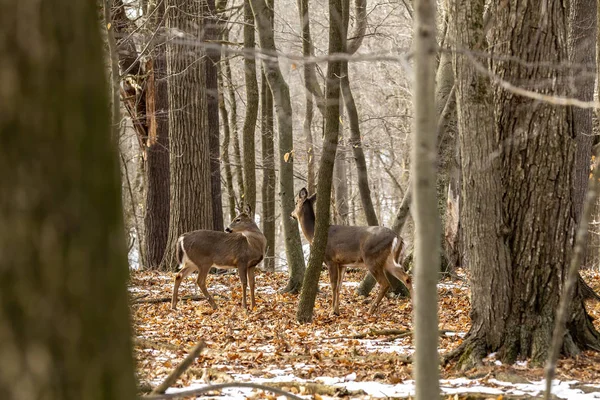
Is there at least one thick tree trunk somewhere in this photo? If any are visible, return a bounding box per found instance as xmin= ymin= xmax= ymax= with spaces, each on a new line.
xmin=305 ymin=93 xmax=317 ymax=194
xmin=449 ymin=0 xmax=600 ymax=369
xmin=143 ymin=1 xmax=171 ymax=270
xmin=162 ymin=0 xmax=214 ymax=269
xmin=242 ymin=0 xmax=259 ymax=213
xmin=0 ymin=1 xmax=136 ymax=397
xmin=206 ymin=0 xmax=224 ymax=231
xmin=250 ymin=0 xmax=306 ymax=291
xmin=297 ymin=0 xmax=344 ymax=323
xmin=261 ymin=70 xmax=277 ymax=272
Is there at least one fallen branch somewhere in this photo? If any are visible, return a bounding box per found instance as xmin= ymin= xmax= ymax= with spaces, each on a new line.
xmin=151 ymin=340 xmax=206 ymax=395
xmin=132 ymin=294 xmax=227 ymax=305
xmin=324 ymin=328 xmax=410 ymax=340
xmin=143 ymin=382 xmax=304 ymax=400
xmin=263 ymin=381 xmax=366 ymax=396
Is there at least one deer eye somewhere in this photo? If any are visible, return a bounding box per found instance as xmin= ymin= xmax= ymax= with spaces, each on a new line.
xmin=234 ymin=218 xmax=241 ymax=222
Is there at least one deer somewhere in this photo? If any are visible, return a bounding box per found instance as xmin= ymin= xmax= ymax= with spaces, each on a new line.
xmin=291 ymin=188 xmax=413 ymax=315
xmin=171 ymin=205 xmax=267 ymax=311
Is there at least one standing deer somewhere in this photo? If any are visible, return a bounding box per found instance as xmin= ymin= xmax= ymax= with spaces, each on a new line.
xmin=291 ymin=188 xmax=413 ymax=315
xmin=171 ymin=206 xmax=267 ymax=311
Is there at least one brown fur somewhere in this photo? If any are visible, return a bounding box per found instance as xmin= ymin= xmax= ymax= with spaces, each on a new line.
xmin=171 ymin=209 xmax=267 ymax=311
xmin=291 ymin=188 xmax=412 ymax=315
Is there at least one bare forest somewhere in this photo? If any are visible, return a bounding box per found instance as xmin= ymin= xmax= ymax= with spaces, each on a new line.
xmin=3 ymin=0 xmax=600 ymax=399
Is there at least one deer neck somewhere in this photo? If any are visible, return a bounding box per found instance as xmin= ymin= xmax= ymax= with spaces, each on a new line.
xmin=298 ymin=202 xmax=316 ymax=243
xmin=240 ymin=229 xmax=267 ymax=253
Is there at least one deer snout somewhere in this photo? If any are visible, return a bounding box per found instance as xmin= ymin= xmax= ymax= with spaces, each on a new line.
xmin=225 ymin=227 xmax=232 ymax=233
xmin=290 ymin=213 xmax=296 ymax=220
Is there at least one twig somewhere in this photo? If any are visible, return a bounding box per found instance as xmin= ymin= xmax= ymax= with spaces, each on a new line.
xmin=131 ymin=293 xmax=228 ymax=304
xmin=544 ymin=149 xmax=600 ymax=399
xmin=324 ymin=328 xmax=410 ymax=340
xmin=151 ymin=340 xmax=206 ymax=394
xmin=143 ymin=382 xmax=304 ymax=400
xmin=134 ymin=338 xmax=181 ymax=353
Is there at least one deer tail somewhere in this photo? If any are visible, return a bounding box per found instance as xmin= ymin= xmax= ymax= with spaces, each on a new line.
xmin=176 ymin=236 xmax=185 ymax=268
xmin=393 ymin=237 xmax=404 ymax=265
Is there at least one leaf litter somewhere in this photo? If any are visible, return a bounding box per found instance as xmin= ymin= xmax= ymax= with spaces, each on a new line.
xmin=131 ymin=268 xmax=600 ymax=399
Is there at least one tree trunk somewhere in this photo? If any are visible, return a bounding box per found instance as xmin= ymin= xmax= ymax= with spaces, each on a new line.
xmin=412 ymin=0 xmax=440 ymax=396
xmin=448 ymin=0 xmax=600 ymax=369
xmin=224 ymin=54 xmax=246 ymax=201
xmin=206 ymin=0 xmax=224 ymax=231
xmin=568 ymin=0 xmax=596 ymax=267
xmin=297 ymin=0 xmax=344 ymax=323
xmin=218 ymin=64 xmax=237 ymax=221
xmin=334 ymin=132 xmax=349 ymax=225
xmin=305 ymin=93 xmax=317 ymax=194
xmin=242 ymin=0 xmax=259 ymax=213
xmin=0 ymin=1 xmax=136 ymax=397
xmin=143 ymin=1 xmax=171 ymax=270
xmin=162 ymin=0 xmax=214 ymax=270
xmin=250 ymin=0 xmax=306 ymax=291
xmin=261 ymin=70 xmax=277 ymax=272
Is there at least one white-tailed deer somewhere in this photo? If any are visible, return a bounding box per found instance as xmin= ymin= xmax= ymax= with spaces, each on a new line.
xmin=171 ymin=206 xmax=267 ymax=311
xmin=291 ymin=188 xmax=413 ymax=315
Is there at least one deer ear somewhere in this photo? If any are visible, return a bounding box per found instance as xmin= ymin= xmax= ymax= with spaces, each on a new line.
xmin=243 ymin=203 xmax=252 ymax=215
xmin=299 ymin=187 xmax=308 ymax=199
xmin=309 ymin=193 xmax=317 ymax=202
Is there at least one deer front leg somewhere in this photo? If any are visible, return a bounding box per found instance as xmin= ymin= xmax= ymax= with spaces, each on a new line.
xmin=368 ymin=267 xmax=390 ymax=314
xmin=238 ymin=264 xmax=248 ymax=310
xmin=327 ymin=263 xmax=341 ymax=315
xmin=248 ymin=266 xmax=256 ymax=310
xmin=196 ymin=267 xmax=218 ymax=310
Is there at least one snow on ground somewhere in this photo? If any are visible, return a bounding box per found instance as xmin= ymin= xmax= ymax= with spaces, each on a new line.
xmin=164 ymin=375 xmax=600 ymax=399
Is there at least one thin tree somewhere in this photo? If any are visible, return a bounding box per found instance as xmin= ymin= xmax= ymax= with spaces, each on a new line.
xmin=242 ymin=0 xmax=259 ymax=213
xmin=0 ymin=0 xmax=136 ymax=397
xmin=412 ymin=0 xmax=440 ymax=397
xmin=250 ymin=0 xmax=306 ymax=292
xmin=296 ymin=0 xmax=344 ymax=323
xmin=162 ymin=0 xmax=214 ymax=269
xmin=218 ymin=65 xmax=237 ymax=220
xmin=447 ymin=0 xmax=600 ymax=368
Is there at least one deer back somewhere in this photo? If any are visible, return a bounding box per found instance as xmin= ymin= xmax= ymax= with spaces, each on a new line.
xmin=326 ymin=225 xmax=396 ymax=265
xmin=181 ymin=230 xmax=265 ymax=268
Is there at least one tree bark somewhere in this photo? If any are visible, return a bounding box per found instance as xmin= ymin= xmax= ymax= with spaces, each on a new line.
xmin=242 ymin=0 xmax=259 ymax=213
xmin=250 ymin=0 xmax=306 ymax=291
xmin=305 ymin=93 xmax=317 ymax=194
xmin=333 ymin=133 xmax=349 ymax=225
xmin=144 ymin=1 xmax=171 ymax=270
xmin=448 ymin=0 xmax=600 ymax=369
xmin=224 ymin=53 xmax=246 ymax=201
xmin=218 ymin=65 xmax=237 ymax=221
xmin=412 ymin=0 xmax=440 ymax=396
xmin=0 ymin=1 xmax=136 ymax=397
xmin=162 ymin=0 xmax=214 ymax=269
xmin=261 ymin=69 xmax=277 ymax=271
xmin=206 ymin=0 xmax=224 ymax=231
xmin=297 ymin=0 xmax=344 ymax=323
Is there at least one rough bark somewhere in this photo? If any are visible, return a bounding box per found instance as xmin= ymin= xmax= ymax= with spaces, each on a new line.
xmin=448 ymin=0 xmax=600 ymax=369
xmin=297 ymin=0 xmax=344 ymax=323
xmin=162 ymin=0 xmax=214 ymax=270
xmin=334 ymin=134 xmax=349 ymax=225
xmin=305 ymin=93 xmax=317 ymax=194
xmin=206 ymin=0 xmax=224 ymax=231
xmin=250 ymin=0 xmax=306 ymax=291
xmin=297 ymin=0 xmax=326 ymax=114
xmin=0 ymin=1 xmax=137 ymax=397
xmin=144 ymin=1 xmax=171 ymax=270
xmin=242 ymin=0 xmax=259 ymax=213
xmin=412 ymin=0 xmax=440 ymax=396
xmin=261 ymin=70 xmax=277 ymax=272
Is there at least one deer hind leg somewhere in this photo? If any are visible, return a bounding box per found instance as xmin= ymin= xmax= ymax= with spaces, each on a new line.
xmin=196 ymin=266 xmax=218 ymax=310
xmin=368 ymin=265 xmax=390 ymax=314
xmin=327 ymin=263 xmax=342 ymax=315
xmin=335 ymin=266 xmax=346 ymax=314
xmin=171 ymin=262 xmax=198 ymax=310
xmin=247 ymin=266 xmax=256 ymax=310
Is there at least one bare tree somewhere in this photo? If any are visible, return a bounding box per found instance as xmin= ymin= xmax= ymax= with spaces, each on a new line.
xmin=297 ymin=0 xmax=344 ymax=323
xmin=412 ymin=0 xmax=440 ymax=397
xmin=250 ymin=0 xmax=306 ymax=291
xmin=0 ymin=1 xmax=136 ymax=397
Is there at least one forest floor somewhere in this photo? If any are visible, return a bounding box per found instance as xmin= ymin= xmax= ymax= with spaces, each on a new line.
xmin=131 ymin=268 xmax=600 ymax=399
